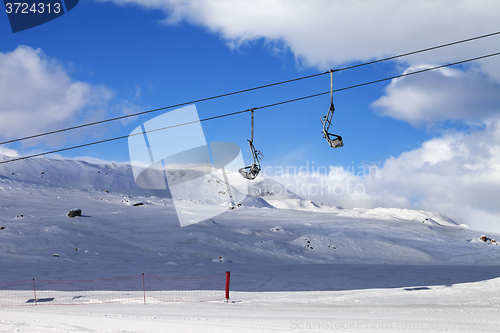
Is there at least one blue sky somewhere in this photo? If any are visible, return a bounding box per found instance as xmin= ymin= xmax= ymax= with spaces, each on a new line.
xmin=1 ymin=0 xmax=500 ymax=231
xmin=0 ymin=1 xmax=429 ymax=166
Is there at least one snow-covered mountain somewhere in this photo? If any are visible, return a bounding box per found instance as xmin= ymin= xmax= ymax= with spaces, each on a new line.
xmin=1 ymin=155 xmax=500 ymax=284
xmin=0 ymin=155 xmax=170 ymax=198
xmin=2 ymin=155 xmax=500 ymax=331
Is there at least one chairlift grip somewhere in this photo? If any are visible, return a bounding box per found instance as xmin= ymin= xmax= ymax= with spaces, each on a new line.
xmin=250 ymin=108 xmax=254 ymax=142
xmin=330 ymin=69 xmax=333 ymax=106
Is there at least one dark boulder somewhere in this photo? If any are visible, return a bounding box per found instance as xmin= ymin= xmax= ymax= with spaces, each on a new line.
xmin=67 ymin=209 xmax=82 ymax=218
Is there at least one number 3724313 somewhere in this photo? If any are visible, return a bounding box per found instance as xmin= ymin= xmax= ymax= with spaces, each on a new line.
xmin=5 ymin=2 xmax=61 ymax=14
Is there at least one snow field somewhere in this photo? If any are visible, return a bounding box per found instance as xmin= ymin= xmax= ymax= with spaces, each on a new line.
xmin=1 ymin=284 xmax=500 ymax=332
xmin=1 ymin=156 xmax=500 ymax=331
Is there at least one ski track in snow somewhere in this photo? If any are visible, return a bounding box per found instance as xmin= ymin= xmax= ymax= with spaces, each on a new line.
xmin=0 ymin=156 xmax=499 ymax=332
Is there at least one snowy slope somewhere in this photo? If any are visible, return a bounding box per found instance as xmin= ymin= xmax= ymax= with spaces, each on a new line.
xmin=0 ymin=155 xmax=171 ymax=198
xmin=1 ymin=156 xmax=500 ymax=282
xmin=1 ymin=155 xmax=500 ymax=331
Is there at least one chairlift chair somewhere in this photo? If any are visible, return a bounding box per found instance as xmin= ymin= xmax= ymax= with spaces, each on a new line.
xmin=321 ymin=69 xmax=344 ymax=148
xmin=239 ymin=109 xmax=263 ymax=180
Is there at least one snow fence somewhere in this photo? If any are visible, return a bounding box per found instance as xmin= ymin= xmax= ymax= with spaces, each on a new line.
xmin=0 ymin=272 xmax=230 ymax=306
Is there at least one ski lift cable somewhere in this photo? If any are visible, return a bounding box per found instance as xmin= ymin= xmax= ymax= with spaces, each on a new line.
xmin=1 ymin=30 xmax=500 ymax=147
xmin=1 ymin=51 xmax=499 ymax=165
xmin=331 ymin=30 xmax=500 ymax=73
xmin=0 ymin=71 xmax=328 ymax=147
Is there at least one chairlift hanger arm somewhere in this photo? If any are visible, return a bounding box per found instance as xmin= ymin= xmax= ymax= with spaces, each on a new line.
xmin=322 ymin=69 xmax=343 ymax=149
xmin=239 ymin=109 xmax=263 ymax=180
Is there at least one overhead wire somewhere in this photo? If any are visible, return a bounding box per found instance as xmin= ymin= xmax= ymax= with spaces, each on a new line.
xmin=1 ymin=51 xmax=499 ymax=165
xmin=1 ymin=30 xmax=500 ymax=147
xmin=331 ymin=30 xmax=500 ymax=73
xmin=0 ymin=71 xmax=329 ymax=146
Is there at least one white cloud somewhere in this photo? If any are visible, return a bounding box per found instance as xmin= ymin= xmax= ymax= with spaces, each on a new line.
xmin=97 ymin=0 xmax=500 ymax=74
xmin=0 ymin=46 xmax=113 ymax=144
xmin=112 ymin=100 xmax=143 ymax=125
xmin=371 ymin=66 xmax=500 ymax=126
xmin=0 ymin=147 xmax=20 ymax=157
xmin=272 ymin=121 xmax=500 ymax=232
xmin=97 ymin=0 xmax=500 ymax=127
xmin=371 ymin=122 xmax=500 ymax=232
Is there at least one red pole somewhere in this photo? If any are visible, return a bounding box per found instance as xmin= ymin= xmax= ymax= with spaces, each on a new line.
xmin=142 ymin=273 xmax=146 ymax=305
xmin=225 ymin=271 xmax=230 ymax=302
xmin=32 ymin=279 xmax=37 ymax=305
